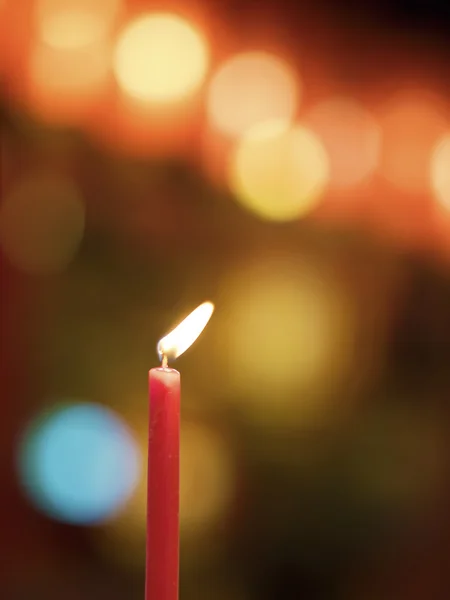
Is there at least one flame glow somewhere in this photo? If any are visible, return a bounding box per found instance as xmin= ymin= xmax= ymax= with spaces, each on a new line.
xmin=157 ymin=302 xmax=214 ymax=363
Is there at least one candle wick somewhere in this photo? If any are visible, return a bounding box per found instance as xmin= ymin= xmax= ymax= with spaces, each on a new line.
xmin=161 ymin=354 xmax=168 ymax=369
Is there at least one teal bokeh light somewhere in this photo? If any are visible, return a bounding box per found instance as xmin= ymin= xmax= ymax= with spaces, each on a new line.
xmin=18 ymin=402 xmax=141 ymax=525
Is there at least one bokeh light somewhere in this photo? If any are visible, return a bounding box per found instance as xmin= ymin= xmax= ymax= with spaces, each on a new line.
xmin=180 ymin=421 xmax=235 ymax=536
xmin=217 ymin=256 xmax=356 ymax=424
xmin=30 ymin=42 xmax=110 ymax=92
xmin=305 ymin=96 xmax=381 ymax=189
xmin=378 ymin=90 xmax=448 ymax=193
xmin=94 ymin=419 xmax=235 ymax=568
xmin=18 ymin=403 xmax=141 ymax=525
xmin=431 ymin=133 xmax=450 ymax=211
xmin=0 ymin=173 xmax=85 ymax=274
xmin=113 ymin=13 xmax=209 ymax=103
xmin=229 ymin=120 xmax=328 ymax=221
xmin=35 ymin=0 xmax=122 ymax=50
xmin=207 ymin=51 xmax=299 ymax=138
xmin=26 ymin=41 xmax=110 ymax=123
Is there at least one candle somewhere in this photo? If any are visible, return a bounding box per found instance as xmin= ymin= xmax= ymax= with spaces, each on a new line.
xmin=146 ymin=301 xmax=214 ymax=600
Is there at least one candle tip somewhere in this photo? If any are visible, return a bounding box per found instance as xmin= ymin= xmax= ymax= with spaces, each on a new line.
xmin=157 ymin=301 xmax=214 ymax=362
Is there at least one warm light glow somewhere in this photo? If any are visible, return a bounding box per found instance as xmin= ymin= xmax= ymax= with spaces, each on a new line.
xmin=35 ymin=0 xmax=122 ymax=50
xmin=29 ymin=41 xmax=110 ymax=94
xmin=207 ymin=51 xmax=299 ymax=138
xmin=378 ymin=90 xmax=447 ymax=193
xmin=216 ymin=257 xmax=356 ymax=425
xmin=157 ymin=302 xmax=214 ymax=362
xmin=180 ymin=422 xmax=235 ymax=535
xmin=24 ymin=41 xmax=110 ymax=125
xmin=113 ymin=13 xmax=209 ymax=102
xmin=431 ymin=134 xmax=450 ymax=210
xmin=305 ymin=97 xmax=381 ymax=189
xmin=229 ymin=120 xmax=329 ymax=221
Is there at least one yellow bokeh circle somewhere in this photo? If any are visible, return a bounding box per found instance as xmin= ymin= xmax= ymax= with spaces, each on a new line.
xmin=216 ymin=256 xmax=356 ymax=425
xmin=229 ymin=120 xmax=329 ymax=221
xmin=113 ymin=13 xmax=209 ymax=103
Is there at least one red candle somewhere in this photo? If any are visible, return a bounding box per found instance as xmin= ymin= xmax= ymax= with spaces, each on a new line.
xmin=146 ymin=302 xmax=214 ymax=600
xmin=147 ymin=367 xmax=180 ymax=600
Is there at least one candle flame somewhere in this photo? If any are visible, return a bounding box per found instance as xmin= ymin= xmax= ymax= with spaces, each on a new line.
xmin=157 ymin=301 xmax=214 ymax=364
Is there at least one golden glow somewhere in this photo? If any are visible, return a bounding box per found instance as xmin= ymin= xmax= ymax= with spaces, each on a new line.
xmin=157 ymin=302 xmax=214 ymax=362
xmin=113 ymin=13 xmax=209 ymax=102
xmin=431 ymin=134 xmax=450 ymax=210
xmin=305 ymin=97 xmax=381 ymax=189
xmin=207 ymin=51 xmax=299 ymax=138
xmin=180 ymin=422 xmax=235 ymax=535
xmin=229 ymin=120 xmax=328 ymax=221
xmin=216 ymin=256 xmax=356 ymax=424
xmin=35 ymin=0 xmax=122 ymax=50
xmin=29 ymin=41 xmax=110 ymax=94
xmin=378 ymin=90 xmax=447 ymax=193
xmin=0 ymin=174 xmax=85 ymax=274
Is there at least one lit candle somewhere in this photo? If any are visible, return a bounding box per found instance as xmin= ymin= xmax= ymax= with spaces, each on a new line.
xmin=146 ymin=302 xmax=214 ymax=600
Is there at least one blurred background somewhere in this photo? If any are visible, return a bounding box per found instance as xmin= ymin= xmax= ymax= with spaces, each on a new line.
xmin=2 ymin=0 xmax=450 ymax=598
